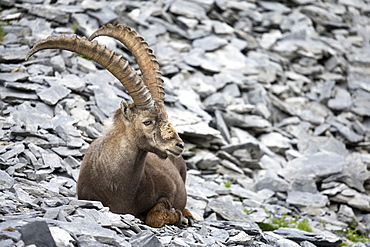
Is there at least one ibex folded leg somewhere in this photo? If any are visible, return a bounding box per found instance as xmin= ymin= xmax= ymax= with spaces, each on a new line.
xmin=145 ymin=201 xmax=182 ymax=228
xmin=145 ymin=201 xmax=195 ymax=228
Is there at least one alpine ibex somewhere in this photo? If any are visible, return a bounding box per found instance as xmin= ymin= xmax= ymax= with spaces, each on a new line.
xmin=26 ymin=24 xmax=194 ymax=228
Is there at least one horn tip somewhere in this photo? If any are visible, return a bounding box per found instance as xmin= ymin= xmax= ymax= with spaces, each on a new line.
xmin=89 ymin=33 xmax=97 ymax=41
xmin=25 ymin=51 xmax=32 ymax=61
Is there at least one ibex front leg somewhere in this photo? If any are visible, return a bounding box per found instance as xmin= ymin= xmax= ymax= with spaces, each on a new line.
xmin=145 ymin=200 xmax=194 ymax=228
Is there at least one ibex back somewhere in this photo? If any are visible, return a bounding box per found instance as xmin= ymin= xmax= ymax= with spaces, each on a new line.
xmin=26 ymin=24 xmax=194 ymax=228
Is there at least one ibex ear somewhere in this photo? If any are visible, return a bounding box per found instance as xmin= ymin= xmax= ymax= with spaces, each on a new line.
xmin=120 ymin=100 xmax=131 ymax=126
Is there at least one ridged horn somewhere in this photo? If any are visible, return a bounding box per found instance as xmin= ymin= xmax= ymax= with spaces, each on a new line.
xmin=26 ymin=34 xmax=154 ymax=109
xmin=89 ymin=24 xmax=165 ymax=102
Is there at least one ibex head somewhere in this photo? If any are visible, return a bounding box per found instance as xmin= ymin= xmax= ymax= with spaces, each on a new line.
xmin=26 ymin=24 xmax=184 ymax=159
xmin=116 ymin=100 xmax=184 ymax=159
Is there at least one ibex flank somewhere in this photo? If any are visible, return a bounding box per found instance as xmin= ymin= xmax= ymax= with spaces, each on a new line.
xmin=26 ymin=24 xmax=194 ymax=228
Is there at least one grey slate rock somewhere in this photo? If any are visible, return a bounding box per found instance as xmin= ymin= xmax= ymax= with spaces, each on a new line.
xmin=297 ymin=136 xmax=349 ymax=156
xmin=273 ymin=38 xmax=333 ymax=60
xmin=41 ymin=151 xmax=62 ymax=171
xmin=352 ymin=99 xmax=370 ymax=117
xmin=57 ymin=74 xmax=87 ymax=92
xmin=203 ymin=92 xmax=228 ymax=109
xmin=27 ymin=64 xmax=54 ymax=76
xmin=253 ymin=171 xmax=290 ymax=193
xmin=0 ymin=72 xmax=29 ymax=83
xmin=0 ymin=45 xmax=29 ymax=62
xmin=4 ymin=81 xmax=45 ymax=92
xmin=192 ymin=35 xmax=228 ymax=51
xmin=24 ymin=4 xmax=72 ymax=24
xmin=130 ymin=230 xmax=163 ymax=247
xmin=169 ymin=0 xmax=207 ymax=20
xmin=300 ymin=5 xmax=342 ymax=23
xmin=0 ymin=170 xmax=14 ymax=190
xmin=209 ymin=228 xmax=229 ymax=243
xmin=219 ymin=159 xmax=244 ymax=174
xmin=37 ymin=85 xmax=71 ymax=105
xmin=20 ymin=220 xmax=56 ymax=247
xmin=223 ymin=111 xmax=272 ymax=131
xmin=76 ymin=56 xmax=97 ymax=73
xmin=286 ymin=191 xmax=329 ymax=209
xmin=55 ymin=125 xmax=84 ymax=148
xmin=323 ymin=152 xmax=369 ymax=192
xmin=71 ymin=13 xmax=100 ymax=36
xmin=259 ymin=132 xmax=291 ymax=154
xmin=331 ymin=187 xmax=370 ymax=211
xmin=213 ymin=71 xmax=245 ymax=90
xmin=226 ymin=230 xmax=253 ymax=245
xmin=87 ymin=7 xmax=118 ymax=26
xmin=213 ymin=20 xmax=234 ymax=35
xmin=327 ymin=87 xmax=352 ymax=111
xmin=0 ymin=143 xmax=25 ymax=161
xmin=258 ymin=1 xmax=291 ymax=13
xmin=88 ymin=85 xmax=122 ymax=118
xmin=52 ymin=146 xmax=83 ymax=157
xmin=329 ymin=120 xmax=363 ymax=143
xmin=189 ymin=150 xmax=219 ymax=170
xmin=208 ymin=198 xmax=258 ymax=227
xmin=289 ymin=177 xmax=318 ymax=193
xmin=280 ymin=151 xmax=346 ymax=182
xmin=49 ymin=226 xmax=75 ymax=247
xmin=215 ymin=110 xmax=231 ymax=143
xmin=58 ymin=218 xmax=126 ymax=245
xmin=260 ymin=29 xmax=282 ymax=50
xmin=215 ymin=0 xmax=256 ymax=11
xmin=300 ymin=240 xmax=317 ymax=247
xmin=347 ymin=66 xmax=370 ymax=92
xmin=0 ymin=0 xmax=15 ymax=6
xmin=276 ymin=238 xmax=301 ymax=247
xmin=337 ymin=205 xmax=356 ymax=225
xmin=273 ymin=228 xmax=342 ymax=246
xmin=69 ymin=199 xmax=104 ymax=210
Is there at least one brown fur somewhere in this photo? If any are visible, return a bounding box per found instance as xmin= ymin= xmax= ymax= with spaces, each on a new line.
xmin=77 ymin=102 xmax=194 ymax=227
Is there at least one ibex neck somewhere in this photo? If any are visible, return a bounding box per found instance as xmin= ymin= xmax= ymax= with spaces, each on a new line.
xmin=104 ymin=132 xmax=148 ymax=185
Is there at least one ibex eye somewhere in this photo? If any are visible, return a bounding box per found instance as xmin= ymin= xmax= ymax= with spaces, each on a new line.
xmin=143 ymin=120 xmax=153 ymax=126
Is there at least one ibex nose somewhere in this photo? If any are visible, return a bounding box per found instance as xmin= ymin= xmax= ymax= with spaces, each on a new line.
xmin=176 ymin=142 xmax=185 ymax=150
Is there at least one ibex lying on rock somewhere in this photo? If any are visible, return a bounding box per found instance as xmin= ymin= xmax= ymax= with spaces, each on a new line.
xmin=27 ymin=24 xmax=194 ymax=228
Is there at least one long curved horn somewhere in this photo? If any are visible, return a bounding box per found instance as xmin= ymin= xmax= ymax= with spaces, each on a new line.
xmin=26 ymin=34 xmax=154 ymax=109
xmin=89 ymin=24 xmax=165 ymax=102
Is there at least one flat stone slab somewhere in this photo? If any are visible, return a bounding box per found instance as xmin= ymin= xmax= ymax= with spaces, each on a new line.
xmin=280 ymin=152 xmax=346 ymax=181
xmin=37 ymin=85 xmax=71 ymax=105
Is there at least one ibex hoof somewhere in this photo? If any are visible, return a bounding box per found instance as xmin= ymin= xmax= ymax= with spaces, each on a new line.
xmin=176 ymin=208 xmax=195 ymax=227
xmin=180 ymin=214 xmax=189 ymax=226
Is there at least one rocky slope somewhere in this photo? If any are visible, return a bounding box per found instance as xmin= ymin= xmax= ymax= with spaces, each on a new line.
xmin=1 ymin=0 xmax=370 ymax=246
